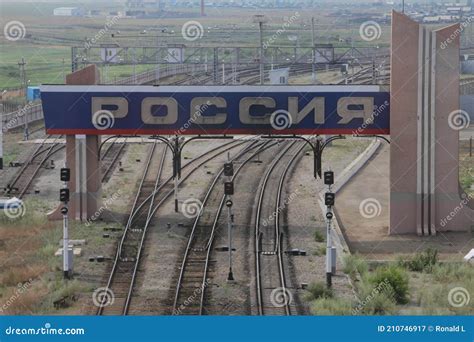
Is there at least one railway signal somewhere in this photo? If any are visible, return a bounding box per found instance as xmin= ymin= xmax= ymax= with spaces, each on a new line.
xmin=324 ymin=171 xmax=334 ymax=185
xmin=60 ymin=167 xmax=72 ymax=279
xmin=223 ymin=162 xmax=234 ymax=177
xmin=324 ymin=170 xmax=336 ymax=288
xmin=59 ymin=188 xmax=70 ymax=202
xmin=325 ymin=192 xmax=335 ymax=206
xmin=224 ymin=181 xmax=234 ymax=195
xmin=60 ymin=168 xmax=70 ymax=182
xmin=224 ymin=158 xmax=235 ymax=281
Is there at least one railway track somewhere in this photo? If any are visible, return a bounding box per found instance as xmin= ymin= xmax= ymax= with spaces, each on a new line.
xmin=254 ymin=141 xmax=305 ymax=316
xmin=97 ymin=140 xmax=166 ymax=315
xmin=97 ymin=138 xmax=253 ymax=315
xmin=4 ymin=135 xmax=64 ymax=198
xmin=100 ymin=137 xmax=126 ymax=183
xmin=171 ymin=140 xmax=280 ymax=315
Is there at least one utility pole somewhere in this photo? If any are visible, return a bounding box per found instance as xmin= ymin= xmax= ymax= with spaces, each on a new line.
xmin=253 ymin=15 xmax=267 ymax=85
xmin=311 ymin=17 xmax=316 ymax=83
xmin=18 ymin=58 xmax=29 ymax=141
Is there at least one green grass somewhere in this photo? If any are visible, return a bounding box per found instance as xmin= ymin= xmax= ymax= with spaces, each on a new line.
xmin=0 ymin=43 xmax=70 ymax=88
xmin=312 ymin=245 xmax=326 ymax=256
xmin=310 ymin=297 xmax=353 ymax=315
xmin=342 ymin=253 xmax=368 ymax=278
xmin=304 ymin=282 xmax=333 ymax=301
xmin=314 ymin=230 xmax=325 ymax=242
xmin=366 ymin=265 xmax=409 ymax=305
xmin=398 ymin=248 xmax=438 ymax=273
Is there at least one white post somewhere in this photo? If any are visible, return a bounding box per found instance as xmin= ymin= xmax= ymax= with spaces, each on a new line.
xmin=227 ymin=196 xmax=234 ymax=281
xmin=326 ymin=206 xmax=333 ymax=274
xmin=63 ymin=202 xmax=70 ymax=278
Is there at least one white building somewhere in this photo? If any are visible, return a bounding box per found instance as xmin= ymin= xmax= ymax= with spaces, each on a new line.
xmin=53 ymin=7 xmax=84 ymax=17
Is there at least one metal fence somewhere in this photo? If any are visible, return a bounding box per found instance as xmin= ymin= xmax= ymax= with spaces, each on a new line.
xmin=108 ymin=63 xmax=206 ymax=85
xmin=1 ymin=103 xmax=43 ymax=133
xmin=461 ymin=76 xmax=474 ymax=95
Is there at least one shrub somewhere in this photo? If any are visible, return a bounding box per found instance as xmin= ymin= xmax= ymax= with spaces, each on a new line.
xmin=368 ymin=265 xmax=409 ymax=304
xmin=354 ymin=281 xmax=396 ymax=315
xmin=431 ymin=262 xmax=474 ymax=283
xmin=342 ymin=253 xmax=368 ymax=277
xmin=310 ymin=297 xmax=353 ymax=315
xmin=314 ymin=231 xmax=325 ymax=242
xmin=312 ymin=245 xmax=326 ymax=256
xmin=304 ymin=282 xmax=333 ymax=301
xmin=400 ymin=248 xmax=438 ymax=272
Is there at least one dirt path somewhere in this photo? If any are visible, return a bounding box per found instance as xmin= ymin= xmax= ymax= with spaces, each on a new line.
xmin=336 ymin=144 xmax=473 ymax=261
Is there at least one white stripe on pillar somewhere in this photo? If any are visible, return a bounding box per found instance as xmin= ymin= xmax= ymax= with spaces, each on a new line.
xmin=429 ymin=31 xmax=437 ymax=235
xmin=416 ymin=25 xmax=424 ymax=236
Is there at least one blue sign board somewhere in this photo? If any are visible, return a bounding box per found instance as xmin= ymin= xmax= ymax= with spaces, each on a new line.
xmin=27 ymin=86 xmax=41 ymax=101
xmin=40 ymin=85 xmax=390 ymax=135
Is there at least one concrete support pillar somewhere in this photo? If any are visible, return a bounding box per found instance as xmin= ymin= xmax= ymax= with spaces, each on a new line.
xmin=390 ymin=11 xmax=473 ymax=235
xmin=48 ymin=65 xmax=102 ymax=221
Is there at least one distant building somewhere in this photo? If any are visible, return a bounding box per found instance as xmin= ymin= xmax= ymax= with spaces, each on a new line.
xmin=53 ymin=7 xmax=84 ymax=17
xmin=269 ymin=68 xmax=289 ymax=85
xmin=126 ymin=0 xmax=164 ymax=17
